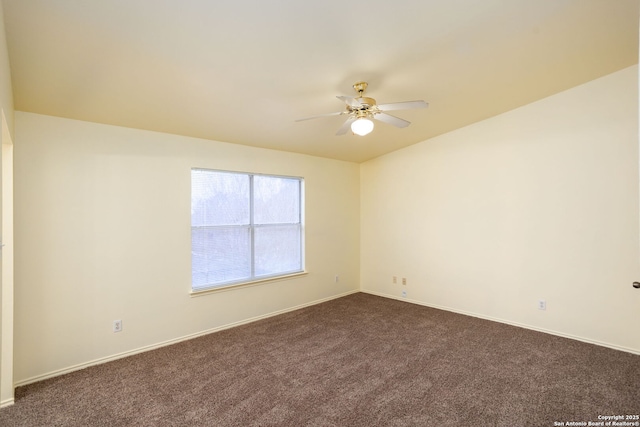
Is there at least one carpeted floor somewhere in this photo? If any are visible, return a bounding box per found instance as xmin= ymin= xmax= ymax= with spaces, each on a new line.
xmin=1 ymin=293 xmax=638 ymax=426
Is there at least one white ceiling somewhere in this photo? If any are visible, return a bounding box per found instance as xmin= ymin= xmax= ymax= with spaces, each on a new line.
xmin=2 ymin=0 xmax=638 ymax=163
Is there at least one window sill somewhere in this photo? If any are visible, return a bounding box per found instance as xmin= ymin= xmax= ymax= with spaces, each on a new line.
xmin=190 ymin=271 xmax=308 ymax=297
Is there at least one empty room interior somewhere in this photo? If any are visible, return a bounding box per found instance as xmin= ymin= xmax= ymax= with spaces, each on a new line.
xmin=0 ymin=0 xmax=639 ymax=425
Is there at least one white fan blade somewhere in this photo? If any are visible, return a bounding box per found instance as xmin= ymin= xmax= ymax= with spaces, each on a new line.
xmin=373 ymin=113 xmax=411 ymax=128
xmin=295 ymin=111 xmax=345 ymax=122
xmin=337 ymin=96 xmax=363 ymax=109
xmin=377 ymin=100 xmax=428 ymax=111
xmin=336 ymin=117 xmax=356 ymax=135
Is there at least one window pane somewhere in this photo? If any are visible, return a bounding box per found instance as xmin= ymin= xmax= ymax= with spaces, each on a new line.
xmin=191 ymin=170 xmax=250 ymax=226
xmin=191 ymin=227 xmax=251 ymax=288
xmin=254 ymin=225 xmax=301 ymax=277
xmin=191 ymin=169 xmax=303 ymax=290
xmin=254 ymin=175 xmax=300 ymax=224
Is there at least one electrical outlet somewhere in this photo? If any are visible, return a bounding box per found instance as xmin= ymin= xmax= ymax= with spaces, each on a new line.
xmin=401 ymin=290 xmax=407 ymax=298
xmin=393 ymin=276 xmax=397 ymax=284
xmin=538 ymin=300 xmax=546 ymax=311
xmin=113 ymin=320 xmax=123 ymax=333
xmin=335 ymin=275 xmax=339 ymax=283
xmin=402 ymin=278 xmax=407 ymax=286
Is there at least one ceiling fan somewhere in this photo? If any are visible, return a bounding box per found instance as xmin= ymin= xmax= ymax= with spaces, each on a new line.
xmin=296 ymin=81 xmax=428 ymax=136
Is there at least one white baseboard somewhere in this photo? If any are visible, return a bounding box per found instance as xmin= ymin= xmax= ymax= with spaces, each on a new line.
xmin=0 ymin=397 xmax=14 ymax=408
xmin=15 ymin=289 xmax=360 ymax=388
xmin=361 ymin=289 xmax=640 ymax=356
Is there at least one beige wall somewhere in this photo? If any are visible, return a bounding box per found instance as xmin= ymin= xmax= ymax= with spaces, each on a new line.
xmin=13 ymin=113 xmax=360 ymax=384
xmin=1 ymin=121 xmax=14 ymax=407
xmin=361 ymin=65 xmax=640 ymax=353
xmin=0 ymin=0 xmax=15 ymax=407
xmin=0 ymin=1 xmax=12 ymax=140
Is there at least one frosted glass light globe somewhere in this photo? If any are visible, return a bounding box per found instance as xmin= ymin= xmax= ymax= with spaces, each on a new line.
xmin=351 ymin=118 xmax=374 ymax=136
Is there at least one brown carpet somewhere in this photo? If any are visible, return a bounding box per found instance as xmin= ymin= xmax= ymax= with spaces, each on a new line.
xmin=1 ymin=293 xmax=638 ymax=426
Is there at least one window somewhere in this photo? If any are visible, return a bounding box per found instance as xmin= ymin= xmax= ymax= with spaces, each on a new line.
xmin=191 ymin=169 xmax=304 ymax=291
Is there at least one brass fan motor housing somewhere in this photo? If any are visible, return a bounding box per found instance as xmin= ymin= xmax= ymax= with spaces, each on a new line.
xmin=355 ymin=97 xmax=376 ymax=107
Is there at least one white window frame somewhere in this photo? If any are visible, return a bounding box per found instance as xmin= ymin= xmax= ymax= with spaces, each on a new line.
xmin=190 ymin=168 xmax=305 ymax=293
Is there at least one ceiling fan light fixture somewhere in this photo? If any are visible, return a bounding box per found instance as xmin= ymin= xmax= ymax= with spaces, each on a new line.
xmin=296 ymin=81 xmax=428 ymax=136
xmin=351 ymin=117 xmax=374 ymax=136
